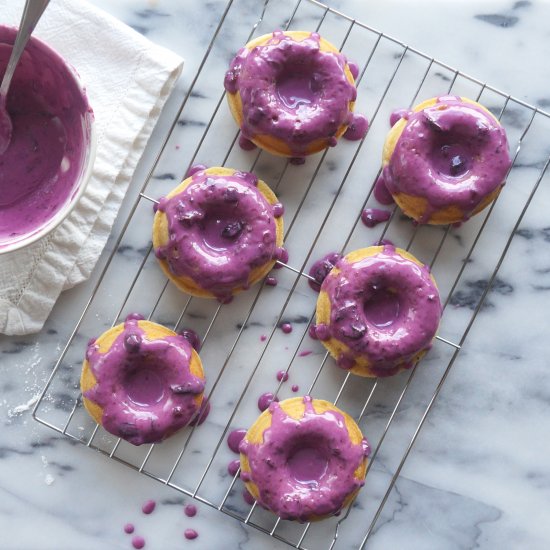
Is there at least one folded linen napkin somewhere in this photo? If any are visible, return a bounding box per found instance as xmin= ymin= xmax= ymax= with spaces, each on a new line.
xmin=0 ymin=0 xmax=183 ymax=335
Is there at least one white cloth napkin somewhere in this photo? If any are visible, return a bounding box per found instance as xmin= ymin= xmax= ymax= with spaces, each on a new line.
xmin=0 ymin=0 xmax=183 ymax=335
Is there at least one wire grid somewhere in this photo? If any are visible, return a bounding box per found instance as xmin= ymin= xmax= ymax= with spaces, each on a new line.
xmin=32 ymin=0 xmax=550 ymax=548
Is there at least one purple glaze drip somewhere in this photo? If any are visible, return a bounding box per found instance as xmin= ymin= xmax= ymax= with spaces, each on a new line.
xmin=189 ymin=397 xmax=210 ymax=426
xmin=227 ymin=429 xmax=247 ymax=454
xmin=132 ymin=536 xmax=145 ymax=549
xmin=291 ymin=384 xmax=299 ymax=392
xmin=228 ymin=459 xmax=241 ymax=476
xmin=184 ymin=504 xmax=197 ymax=517
xmin=225 ymin=32 xmax=357 ymax=156
xmin=124 ymin=523 xmax=135 ymax=534
xmin=308 ymin=325 xmax=318 ymax=340
xmin=383 ymin=96 xmax=512 ymax=223
xmin=179 ymin=328 xmax=201 ymax=352
xmin=142 ymin=500 xmax=156 ymax=515
xmin=390 ymin=108 xmax=410 ymax=127
xmin=308 ymin=252 xmax=342 ymax=292
xmin=84 ymin=315 xmax=205 ymax=445
xmin=373 ymin=174 xmax=395 ymax=205
xmin=321 ymin=246 xmax=441 ymax=372
xmin=258 ymin=392 xmax=279 ymax=412
xmin=185 ymin=164 xmax=207 ymax=178
xmin=348 ymin=61 xmax=359 ymax=80
xmin=272 ymin=202 xmax=285 ymax=218
xmin=265 ymin=276 xmax=278 ymax=286
xmin=290 ymin=156 xmax=306 ymax=165
xmin=280 ymin=322 xmax=292 ymax=334
xmin=298 ymin=350 xmax=312 ymax=357
xmin=361 ymin=208 xmax=392 ymax=228
xmin=184 ymin=529 xmax=198 ymax=540
xmin=243 ymin=489 xmax=255 ymax=505
xmin=155 ymin=170 xmax=279 ymax=302
xmin=0 ymin=27 xmax=92 ymax=248
xmin=240 ymin=396 xmax=369 ymax=521
xmin=276 ymin=370 xmax=289 ymax=382
xmin=343 ymin=114 xmax=369 ymax=141
xmin=238 ymin=134 xmax=257 ymax=151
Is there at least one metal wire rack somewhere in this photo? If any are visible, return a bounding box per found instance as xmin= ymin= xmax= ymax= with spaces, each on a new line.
xmin=33 ymin=0 xmax=550 ymax=548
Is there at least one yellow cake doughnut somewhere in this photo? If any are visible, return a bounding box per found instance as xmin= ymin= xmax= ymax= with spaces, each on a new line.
xmin=314 ymin=246 xmax=441 ymax=377
xmin=239 ymin=396 xmax=370 ymax=522
xmin=378 ymin=96 xmax=512 ymax=224
xmin=152 ymin=166 xmax=285 ymax=302
xmin=81 ymin=314 xmax=205 ymax=445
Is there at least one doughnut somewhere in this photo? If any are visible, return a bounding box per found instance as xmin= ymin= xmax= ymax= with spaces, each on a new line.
xmin=224 ymin=31 xmax=365 ymax=160
xmin=239 ymin=396 xmax=370 ymax=521
xmin=315 ymin=245 xmax=441 ymax=377
xmin=81 ymin=314 xmax=205 ymax=446
xmin=378 ymin=95 xmax=512 ymax=224
xmin=152 ymin=166 xmax=285 ymax=302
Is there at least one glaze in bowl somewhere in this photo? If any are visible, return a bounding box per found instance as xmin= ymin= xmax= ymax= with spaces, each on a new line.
xmin=0 ymin=26 xmax=96 ymax=254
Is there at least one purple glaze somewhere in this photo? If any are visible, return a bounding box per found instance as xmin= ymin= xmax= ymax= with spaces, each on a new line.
xmin=184 ymin=529 xmax=199 ymax=540
xmin=308 ymin=325 xmax=318 ymax=340
xmin=155 ymin=170 xmax=280 ymax=302
xmin=238 ymin=134 xmax=257 ymax=151
xmin=265 ymin=276 xmax=278 ymax=286
xmin=179 ymin=328 xmax=201 ymax=352
xmin=189 ymin=398 xmax=210 ymax=426
xmin=276 ymin=370 xmax=289 ymax=382
xmin=308 ymin=252 xmax=342 ymax=292
xmin=225 ymin=31 xmax=357 ymax=156
xmin=227 ymin=429 xmax=247 ymax=454
xmin=260 ymin=334 xmax=267 ymax=342
xmin=348 ymin=61 xmax=359 ymax=80
xmin=298 ymin=350 xmax=312 ymax=357
xmin=132 ymin=536 xmax=145 ymax=549
xmin=240 ymin=396 xmax=369 ymax=521
xmin=258 ymin=392 xmax=279 ymax=412
xmin=361 ymin=208 xmax=392 ymax=228
xmin=383 ymin=96 xmax=512 ymax=223
xmin=314 ymin=323 xmax=331 ymax=341
xmin=390 ymin=108 xmax=410 ymax=127
xmin=343 ymin=114 xmax=369 ymax=141
xmin=373 ymin=175 xmax=395 ymax=206
xmin=291 ymin=384 xmax=299 ymax=392
xmin=185 ymin=164 xmax=207 ymax=179
xmin=84 ymin=315 xmax=205 ymax=445
xmin=184 ymin=504 xmax=197 ymax=517
xmin=228 ymin=459 xmax=241 ymax=476
xmin=141 ymin=500 xmax=156 ymax=515
xmin=320 ymin=246 xmax=441 ymax=373
xmin=243 ymin=489 xmax=255 ymax=505
xmin=0 ymin=27 xmax=92 ymax=247
xmin=124 ymin=523 xmax=135 ymax=534
xmin=280 ymin=322 xmax=293 ymax=334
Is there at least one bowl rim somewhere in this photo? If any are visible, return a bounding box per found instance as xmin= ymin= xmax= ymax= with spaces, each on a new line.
xmin=0 ymin=29 xmax=97 ymax=255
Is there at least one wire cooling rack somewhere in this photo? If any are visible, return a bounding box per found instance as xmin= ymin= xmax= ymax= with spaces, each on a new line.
xmin=33 ymin=0 xmax=550 ymax=548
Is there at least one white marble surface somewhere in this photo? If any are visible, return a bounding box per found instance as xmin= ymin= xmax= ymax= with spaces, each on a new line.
xmin=1 ymin=0 xmax=550 ymax=549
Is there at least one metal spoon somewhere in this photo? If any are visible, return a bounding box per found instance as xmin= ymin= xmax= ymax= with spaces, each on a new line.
xmin=0 ymin=0 xmax=50 ymax=155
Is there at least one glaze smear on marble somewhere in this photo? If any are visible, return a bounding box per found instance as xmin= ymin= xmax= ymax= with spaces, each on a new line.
xmin=240 ymin=396 xmax=369 ymax=521
xmin=361 ymin=208 xmax=392 ymax=228
xmin=84 ymin=314 xmax=205 ymax=445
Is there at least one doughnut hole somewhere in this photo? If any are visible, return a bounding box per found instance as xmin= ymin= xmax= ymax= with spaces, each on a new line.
xmin=276 ymin=64 xmax=322 ymax=110
xmin=363 ymin=286 xmax=401 ymax=328
xmin=430 ymin=140 xmax=472 ymax=178
xmin=286 ymin=436 xmax=329 ymax=485
xmin=200 ymin=204 xmax=246 ymax=250
xmin=123 ymin=359 xmax=166 ymax=406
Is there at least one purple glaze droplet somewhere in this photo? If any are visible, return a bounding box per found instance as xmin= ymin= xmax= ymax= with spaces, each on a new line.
xmin=275 ymin=247 xmax=289 ymax=264
xmin=227 ymin=429 xmax=247 ymax=454
xmin=258 ymin=392 xmax=279 ymax=412
xmin=314 ymin=323 xmax=331 ymax=341
xmin=308 ymin=252 xmax=341 ymax=292
xmin=265 ymin=276 xmax=278 ymax=286
xmin=124 ymin=523 xmax=135 ymax=534
xmin=361 ymin=208 xmax=392 ymax=228
xmin=185 ymin=164 xmax=207 ymax=179
xmin=298 ymin=350 xmax=312 ymax=357
xmin=290 ymin=157 xmax=306 ymax=165
xmin=142 ymin=500 xmax=156 ymax=515
xmin=373 ymin=174 xmax=395 ymax=205
xmin=260 ymin=334 xmax=267 ymax=342
xmin=272 ymin=203 xmax=284 ymax=218
xmin=184 ymin=504 xmax=197 ymax=517
xmin=308 ymin=325 xmax=318 ymax=340
xmin=343 ymin=114 xmax=369 ymax=141
xmin=348 ymin=61 xmax=359 ymax=80
xmin=184 ymin=529 xmax=199 ymax=540
xmin=280 ymin=322 xmax=292 ymax=334
xmin=132 ymin=536 xmax=145 ymax=549
xmin=276 ymin=370 xmax=289 ymax=382
xmin=238 ymin=134 xmax=257 ymax=151
xmin=389 ymin=109 xmax=410 ymax=127
xmin=291 ymin=384 xmax=299 ymax=392
xmin=228 ymin=459 xmax=241 ymax=476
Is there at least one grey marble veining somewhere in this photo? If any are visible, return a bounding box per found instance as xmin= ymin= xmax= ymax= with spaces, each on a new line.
xmin=1 ymin=0 xmax=550 ymax=549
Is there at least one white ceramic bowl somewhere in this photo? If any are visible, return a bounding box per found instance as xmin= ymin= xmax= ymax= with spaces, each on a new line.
xmin=0 ymin=26 xmax=96 ymax=254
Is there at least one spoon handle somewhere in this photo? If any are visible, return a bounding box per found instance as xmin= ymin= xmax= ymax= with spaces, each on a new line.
xmin=0 ymin=0 xmax=50 ymax=100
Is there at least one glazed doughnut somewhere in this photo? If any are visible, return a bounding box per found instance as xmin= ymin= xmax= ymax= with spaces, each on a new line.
xmin=152 ymin=166 xmax=285 ymax=302
xmin=239 ymin=396 xmax=370 ymax=522
xmin=224 ymin=31 xmax=366 ymax=160
xmin=81 ymin=314 xmax=205 ymax=446
xmin=315 ymin=246 xmax=441 ymax=377
xmin=378 ymin=95 xmax=512 ymax=224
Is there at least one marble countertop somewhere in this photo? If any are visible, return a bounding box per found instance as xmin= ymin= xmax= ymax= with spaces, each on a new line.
xmin=2 ymin=0 xmax=550 ymax=549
